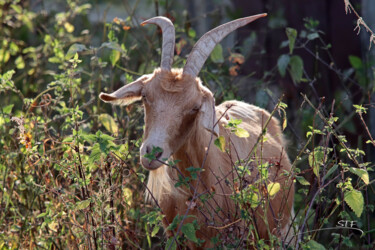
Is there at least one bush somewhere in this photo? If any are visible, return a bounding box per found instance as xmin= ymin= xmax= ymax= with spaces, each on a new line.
xmin=0 ymin=0 xmax=374 ymax=248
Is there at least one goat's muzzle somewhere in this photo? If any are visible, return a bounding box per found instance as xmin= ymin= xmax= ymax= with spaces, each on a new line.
xmin=140 ymin=144 xmax=169 ymax=170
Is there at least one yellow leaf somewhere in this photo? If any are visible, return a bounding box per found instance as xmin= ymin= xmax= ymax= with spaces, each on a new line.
xmin=267 ymin=182 xmax=280 ymax=197
xmin=214 ymin=136 xmax=226 ymax=152
xmin=123 ymin=187 xmax=133 ymax=206
xmin=99 ymin=114 xmax=119 ymax=136
xmin=64 ymin=22 xmax=74 ymax=33
xmin=235 ymin=128 xmax=249 ymax=138
xmin=48 ymin=221 xmax=59 ymax=232
xmin=349 ymin=168 xmax=369 ymax=185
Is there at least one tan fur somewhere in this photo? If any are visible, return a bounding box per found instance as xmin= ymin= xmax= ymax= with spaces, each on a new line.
xmin=101 ymin=68 xmax=295 ymax=248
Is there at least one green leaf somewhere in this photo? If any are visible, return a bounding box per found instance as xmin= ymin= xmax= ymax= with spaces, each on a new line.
xmin=349 ymin=55 xmax=362 ymax=69
xmin=307 ymin=32 xmax=319 ymax=41
xmin=89 ymin=144 xmax=103 ymax=164
xmin=210 ymin=44 xmax=224 ymax=63
xmin=344 ymin=189 xmax=364 ymax=217
xmin=110 ymin=49 xmax=121 ymax=67
xmin=66 ymin=43 xmax=87 ymax=59
xmin=323 ymin=164 xmax=338 ymax=181
xmin=188 ymin=28 xmax=196 ymax=39
xmin=15 ymin=56 xmax=25 ymax=69
xmin=101 ymin=42 xmax=123 ymax=52
xmin=151 ymin=226 xmax=160 ymax=237
xmin=308 ymin=146 xmax=326 ymax=178
xmin=2 ymin=104 xmax=14 ymax=114
xmin=165 ymin=237 xmax=177 ymax=250
xmin=267 ymin=182 xmax=280 ymax=197
xmin=99 ymin=114 xmax=118 ymax=136
xmin=75 ymin=200 xmax=90 ymax=210
xmin=289 ymin=55 xmax=304 ymax=83
xmin=286 ymin=27 xmax=297 ymax=54
xmin=36 ymin=212 xmax=48 ymax=218
xmin=349 ymin=168 xmax=369 ymax=185
xmin=235 ymin=128 xmax=249 ymax=138
xmin=305 ymin=240 xmax=326 ymax=250
xmin=353 ymin=104 xmax=367 ymax=114
xmin=214 ymin=136 xmax=226 ymax=152
xmin=181 ymin=223 xmax=198 ymax=243
xmin=277 ymin=54 xmax=290 ymax=77
xmin=144 ymin=146 xmax=163 ymax=161
xmin=11 ymin=4 xmax=22 ymax=14
xmin=296 ymin=176 xmax=310 ymax=186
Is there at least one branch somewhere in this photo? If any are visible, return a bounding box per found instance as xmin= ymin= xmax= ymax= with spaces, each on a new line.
xmin=344 ymin=0 xmax=375 ymax=49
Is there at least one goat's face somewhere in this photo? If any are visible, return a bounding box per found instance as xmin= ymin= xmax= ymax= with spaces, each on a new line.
xmin=99 ymin=69 xmax=218 ymax=170
xmin=99 ymin=14 xmax=266 ymax=170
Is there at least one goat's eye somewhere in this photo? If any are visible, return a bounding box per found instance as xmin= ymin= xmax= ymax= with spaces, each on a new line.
xmin=141 ymin=93 xmax=147 ymax=100
xmin=191 ymin=106 xmax=200 ymax=113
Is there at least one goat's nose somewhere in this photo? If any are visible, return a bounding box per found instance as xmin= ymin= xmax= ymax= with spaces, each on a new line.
xmin=155 ymin=150 xmax=162 ymax=159
xmin=146 ymin=145 xmax=163 ymax=160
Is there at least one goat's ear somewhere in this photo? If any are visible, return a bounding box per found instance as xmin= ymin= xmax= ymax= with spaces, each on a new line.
xmin=99 ymin=74 xmax=151 ymax=106
xmin=200 ymin=91 xmax=219 ymax=137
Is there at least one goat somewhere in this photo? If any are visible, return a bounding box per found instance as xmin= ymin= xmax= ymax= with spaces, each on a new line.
xmin=99 ymin=14 xmax=295 ymax=248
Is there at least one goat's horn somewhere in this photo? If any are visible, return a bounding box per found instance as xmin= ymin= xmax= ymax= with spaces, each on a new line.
xmin=183 ymin=13 xmax=267 ymax=77
xmin=141 ymin=16 xmax=175 ymax=71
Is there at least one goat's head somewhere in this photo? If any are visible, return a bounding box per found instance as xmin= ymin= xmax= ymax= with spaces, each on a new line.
xmin=99 ymin=14 xmax=266 ymax=170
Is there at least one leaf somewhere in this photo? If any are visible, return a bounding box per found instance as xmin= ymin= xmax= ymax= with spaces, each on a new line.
xmin=188 ymin=28 xmax=196 ymax=39
xmin=289 ymin=55 xmax=304 ymax=83
xmin=181 ymin=223 xmax=198 ymax=243
xmin=99 ymin=114 xmax=118 ymax=136
xmin=214 ymin=136 xmax=226 ymax=152
xmin=165 ymin=237 xmax=177 ymax=250
xmin=308 ymin=146 xmax=329 ymax=178
xmin=110 ymin=49 xmax=121 ymax=67
xmin=307 ymin=32 xmax=319 ymax=41
xmin=286 ymin=27 xmax=297 ymax=54
xmin=101 ymin=42 xmax=123 ymax=52
xmin=282 ymin=116 xmax=287 ymax=131
xmin=48 ymin=221 xmax=59 ymax=232
xmin=176 ymin=38 xmax=187 ymax=55
xmin=267 ymin=182 xmax=280 ymax=197
xmin=11 ymin=4 xmax=22 ymax=14
xmin=296 ymin=176 xmax=310 ymax=186
xmin=66 ymin=43 xmax=87 ymax=59
xmin=305 ymin=240 xmax=326 ymax=250
xmin=75 ymin=200 xmax=90 ymax=210
xmin=123 ymin=187 xmax=133 ymax=206
xmin=2 ymin=104 xmax=14 ymax=114
xmin=64 ymin=22 xmax=75 ymax=33
xmin=277 ymin=54 xmax=290 ymax=77
xmin=235 ymin=128 xmax=249 ymax=138
xmin=15 ymin=56 xmax=25 ymax=69
xmin=36 ymin=212 xmax=48 ymax=218
xmin=229 ymin=53 xmax=245 ymax=64
xmin=323 ymin=164 xmax=338 ymax=181
xmin=151 ymin=225 xmax=160 ymax=237
xmin=349 ymin=55 xmax=362 ymax=69
xmin=210 ymin=44 xmax=224 ymax=64
xmin=349 ymin=168 xmax=369 ymax=185
xmin=0 ymin=49 xmax=10 ymax=64
xmin=344 ymin=189 xmax=364 ymax=217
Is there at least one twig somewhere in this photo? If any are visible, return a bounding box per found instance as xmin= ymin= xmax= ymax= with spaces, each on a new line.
xmin=344 ymin=0 xmax=375 ymax=49
xmin=208 ymin=218 xmax=241 ymax=230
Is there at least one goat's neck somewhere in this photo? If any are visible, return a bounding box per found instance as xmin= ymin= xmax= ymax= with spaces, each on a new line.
xmin=173 ymin=125 xmax=212 ymax=177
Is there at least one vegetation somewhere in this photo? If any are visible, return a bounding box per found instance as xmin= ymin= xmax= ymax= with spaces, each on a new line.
xmin=0 ymin=0 xmax=374 ymax=248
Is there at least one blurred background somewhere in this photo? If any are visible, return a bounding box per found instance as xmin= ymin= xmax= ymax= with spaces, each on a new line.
xmin=0 ymin=0 xmax=374 ymax=248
